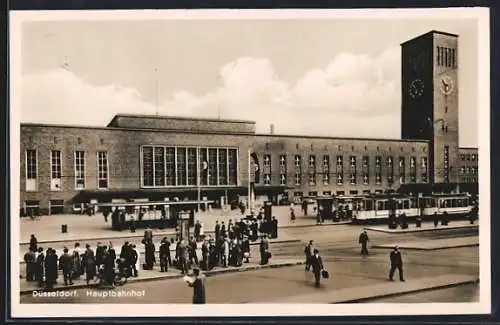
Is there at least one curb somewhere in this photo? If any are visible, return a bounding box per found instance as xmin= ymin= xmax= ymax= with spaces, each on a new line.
xmin=20 ymin=260 xmax=304 ymax=295
xmin=371 ymin=243 xmax=479 ymax=251
xmin=364 ymin=225 xmax=478 ymax=234
xmin=334 ymin=278 xmax=479 ymax=303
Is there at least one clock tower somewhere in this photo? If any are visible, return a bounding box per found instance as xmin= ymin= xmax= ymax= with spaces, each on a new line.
xmin=401 ymin=30 xmax=459 ymax=185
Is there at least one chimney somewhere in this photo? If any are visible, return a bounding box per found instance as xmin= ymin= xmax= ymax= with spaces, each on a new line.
xmin=270 ymin=124 xmax=275 ymax=135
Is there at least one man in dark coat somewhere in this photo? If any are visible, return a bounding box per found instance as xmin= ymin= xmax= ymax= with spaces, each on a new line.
xmin=145 ymin=239 xmax=156 ymax=270
xmin=188 ymin=236 xmax=199 ymax=266
xmin=108 ymin=242 xmax=117 ymax=264
xmin=433 ymin=212 xmax=439 ymax=227
xmin=201 ymin=240 xmax=210 ymax=271
xmin=304 ymin=240 xmax=314 ymax=271
xmin=310 ymin=249 xmax=324 ymax=287
xmin=103 ymin=248 xmax=116 ymax=286
xmin=389 ymin=246 xmax=405 ymax=282
xmin=44 ymin=248 xmax=59 ymax=289
xmin=58 ymin=247 xmax=74 ymax=285
xmin=259 ymin=235 xmax=270 ymax=265
xmin=159 ymin=238 xmax=171 ymax=272
xmin=214 ymin=221 xmax=221 ymax=240
xmin=271 ymin=216 xmax=278 ymax=238
xmin=358 ymin=231 xmax=369 ymax=255
xmin=220 ymin=222 xmax=226 ymax=238
xmin=194 ymin=220 xmax=202 ymax=242
xmin=35 ymin=247 xmax=45 ymax=287
xmin=95 ymin=242 xmax=104 ymax=270
xmin=24 ymin=249 xmax=36 ymax=281
xmin=130 ymin=244 xmax=139 ymax=277
xmin=29 ymin=234 xmax=38 ymax=253
xmin=242 ymin=236 xmax=251 ymax=263
xmin=187 ymin=268 xmax=206 ymax=304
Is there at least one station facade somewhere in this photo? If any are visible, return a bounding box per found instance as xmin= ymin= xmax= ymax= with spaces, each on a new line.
xmin=19 ymin=30 xmax=479 ymax=215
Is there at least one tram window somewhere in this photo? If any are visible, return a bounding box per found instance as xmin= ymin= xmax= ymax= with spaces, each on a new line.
xmin=403 ymin=200 xmax=410 ymax=209
xmin=410 ymin=199 xmax=416 ymax=208
xmin=365 ymin=200 xmax=373 ymax=210
xmin=377 ymin=201 xmax=387 ymax=210
xmin=397 ymin=201 xmax=403 ymax=209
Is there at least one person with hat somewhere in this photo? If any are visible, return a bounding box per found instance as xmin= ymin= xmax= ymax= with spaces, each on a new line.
xmin=35 ymin=247 xmax=45 ymax=287
xmin=58 ymin=247 xmax=74 ymax=286
xmin=358 ymin=231 xmax=370 ymax=256
xmin=310 ymin=249 xmax=324 ymax=288
xmin=389 ymin=246 xmax=405 ymax=282
xmin=242 ymin=235 xmax=251 ymax=263
xmin=304 ymin=240 xmax=314 ymax=271
xmin=186 ymin=267 xmax=206 ymax=304
xmin=159 ymin=237 xmax=171 ymax=272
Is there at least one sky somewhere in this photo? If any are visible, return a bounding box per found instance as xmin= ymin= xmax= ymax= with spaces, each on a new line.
xmin=19 ymin=15 xmax=479 ymax=147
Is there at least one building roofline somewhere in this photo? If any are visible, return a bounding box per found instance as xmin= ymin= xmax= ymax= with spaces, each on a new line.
xmin=107 ymin=114 xmax=256 ymax=127
xmin=21 ymin=122 xmax=430 ymax=143
xmin=400 ymin=30 xmax=458 ymax=46
xmin=254 ymin=133 xmax=429 ymax=143
xmin=459 ymin=147 xmax=478 ymax=150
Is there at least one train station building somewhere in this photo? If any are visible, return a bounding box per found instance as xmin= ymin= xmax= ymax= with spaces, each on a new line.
xmin=19 ymin=30 xmax=478 ymax=215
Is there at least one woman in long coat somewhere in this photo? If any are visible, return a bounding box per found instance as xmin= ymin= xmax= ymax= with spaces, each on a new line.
xmin=83 ymin=244 xmax=97 ymax=285
xmin=71 ymin=243 xmax=82 ymax=279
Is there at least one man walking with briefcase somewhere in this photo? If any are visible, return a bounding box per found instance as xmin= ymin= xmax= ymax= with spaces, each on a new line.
xmin=310 ymin=249 xmax=326 ymax=288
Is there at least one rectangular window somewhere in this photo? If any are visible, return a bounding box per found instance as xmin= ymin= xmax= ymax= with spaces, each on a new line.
xmin=323 ymin=155 xmax=330 ymax=185
xmin=375 ymin=156 xmax=381 ymax=185
xmin=421 ymin=157 xmax=428 ymax=183
xmin=349 ymin=156 xmax=356 ymax=185
xmin=208 ymin=149 xmax=217 ymax=186
xmin=154 ymin=147 xmax=166 ymax=187
xmin=399 ymin=156 xmax=406 ymax=184
xmin=74 ymin=151 xmax=85 ymax=189
xmin=410 ymin=156 xmax=417 ymax=183
xmin=263 ymin=154 xmax=271 ymax=186
xmin=176 ymin=148 xmax=187 ymax=186
xmin=363 ymin=172 xmax=369 ymax=185
xmin=228 ymin=149 xmax=238 ymax=185
xmin=26 ymin=149 xmax=37 ymax=191
xmin=471 ymin=154 xmax=476 ymax=161
xmin=362 ymin=156 xmax=369 ymax=168
xmin=218 ymin=148 xmax=227 ymax=185
xmin=387 ymin=156 xmax=394 ymax=184
xmin=280 ymin=154 xmax=287 ymax=186
xmin=437 ymin=46 xmax=441 ymax=65
xmin=50 ymin=150 xmax=62 ymax=191
xmin=24 ymin=200 xmax=40 ymax=217
xmin=49 ymin=199 xmax=65 ymax=215
xmin=166 ymin=147 xmax=176 ymax=186
xmin=451 ymin=49 xmax=456 ymax=68
xmin=142 ymin=146 xmax=154 ymax=187
xmin=294 ymin=155 xmax=302 ymax=186
xmin=460 ymin=154 xmax=465 ymax=161
xmin=309 ymin=155 xmax=316 ymax=186
xmin=97 ymin=151 xmax=108 ymax=189
xmin=336 ymin=155 xmax=343 ymax=185
xmin=187 ymin=148 xmax=197 ymax=186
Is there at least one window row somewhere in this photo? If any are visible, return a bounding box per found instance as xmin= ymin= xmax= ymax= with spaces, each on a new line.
xmin=460 ymin=166 xmax=477 ymax=175
xmin=437 ymin=46 xmax=456 ymax=68
xmin=25 ymin=150 xmax=108 ymax=191
xmin=141 ymin=146 xmax=238 ymax=187
xmin=460 ymin=153 xmax=477 ymax=161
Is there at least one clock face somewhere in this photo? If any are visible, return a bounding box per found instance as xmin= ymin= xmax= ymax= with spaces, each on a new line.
xmin=409 ymin=79 xmax=424 ymax=98
xmin=440 ymin=75 xmax=454 ymax=95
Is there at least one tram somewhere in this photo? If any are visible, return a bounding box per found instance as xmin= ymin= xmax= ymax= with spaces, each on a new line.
xmin=95 ymin=199 xmax=215 ymax=231
xmin=351 ymin=193 xmax=473 ymax=223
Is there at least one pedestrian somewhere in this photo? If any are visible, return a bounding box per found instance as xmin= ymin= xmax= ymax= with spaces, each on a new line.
xmin=72 ymin=243 xmax=83 ymax=279
xmin=259 ymin=235 xmax=270 ymax=265
xmin=186 ymin=267 xmax=206 ymax=304
xmin=304 ymin=240 xmax=314 ymax=271
xmin=58 ymin=247 xmax=74 ymax=285
xmin=433 ymin=212 xmax=439 ymax=227
xmin=23 ymin=249 xmax=36 ymax=281
xmin=271 ymin=216 xmax=278 ymax=238
xmin=130 ymin=215 xmax=136 ymax=233
xmin=178 ymin=240 xmax=188 ymax=274
xmin=159 ymin=238 xmax=170 ymax=272
xmin=290 ymin=204 xmax=296 ymax=223
xmin=108 ymin=242 xmax=116 ymax=263
xmin=214 ymin=220 xmax=220 ymax=240
xmin=358 ymin=231 xmax=369 ymax=255
xmin=144 ymin=239 xmax=156 ymax=270
xmin=242 ymin=236 xmax=250 ymax=263
xmin=95 ymin=242 xmax=104 ymax=270
xmin=222 ymin=237 xmax=230 ymax=268
xmin=44 ymin=248 xmax=58 ymax=289
xmin=220 ymin=221 xmax=226 ymax=238
xmin=29 ymin=234 xmax=38 ymax=253
xmin=310 ymin=249 xmax=324 ymax=288
xmin=188 ymin=236 xmax=199 ymax=266
xmin=103 ymin=247 xmax=116 ymax=286
xmin=201 ymin=239 xmax=210 ymax=271
xmin=194 ymin=220 xmax=202 ymax=242
xmin=35 ymin=247 xmax=45 ymax=287
xmin=131 ymin=244 xmax=139 ymax=277
xmin=389 ymin=246 xmax=405 ymax=282
xmin=83 ymin=244 xmax=97 ymax=285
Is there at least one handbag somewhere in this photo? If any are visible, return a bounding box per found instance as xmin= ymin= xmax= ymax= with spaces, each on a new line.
xmin=266 ymin=252 xmax=272 ymax=259
xmin=321 ymin=270 xmax=329 ymax=279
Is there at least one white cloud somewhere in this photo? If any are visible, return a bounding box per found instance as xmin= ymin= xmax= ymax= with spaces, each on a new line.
xmin=21 ymin=47 xmax=402 ymax=139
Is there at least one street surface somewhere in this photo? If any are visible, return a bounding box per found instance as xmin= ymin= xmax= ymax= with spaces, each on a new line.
xmin=20 ymin=221 xmax=479 ymax=304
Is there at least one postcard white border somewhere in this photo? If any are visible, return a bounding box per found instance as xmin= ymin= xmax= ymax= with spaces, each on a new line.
xmin=9 ymin=8 xmax=491 ymax=317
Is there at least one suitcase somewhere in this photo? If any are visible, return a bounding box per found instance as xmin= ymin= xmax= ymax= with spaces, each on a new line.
xmin=321 ymin=270 xmax=329 ymax=279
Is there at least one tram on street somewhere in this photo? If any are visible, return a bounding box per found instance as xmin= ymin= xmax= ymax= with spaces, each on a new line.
xmin=95 ymin=199 xmax=215 ymax=231
xmin=350 ymin=193 xmax=474 ymax=223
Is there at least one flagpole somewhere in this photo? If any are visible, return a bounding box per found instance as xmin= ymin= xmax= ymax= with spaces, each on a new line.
xmin=197 ymin=148 xmax=201 ymax=214
xmin=248 ymin=149 xmax=252 ymax=213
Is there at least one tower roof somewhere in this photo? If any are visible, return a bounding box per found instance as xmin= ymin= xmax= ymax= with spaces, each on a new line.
xmin=401 ymin=30 xmax=459 ymax=46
